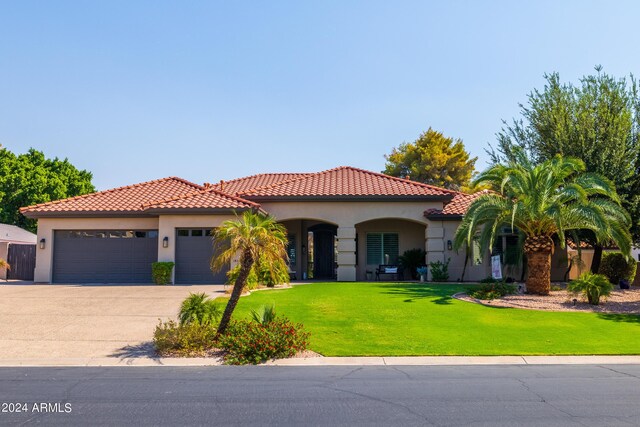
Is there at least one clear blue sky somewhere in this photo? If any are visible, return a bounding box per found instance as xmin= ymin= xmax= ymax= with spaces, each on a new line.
xmin=1 ymin=1 xmax=639 ymax=190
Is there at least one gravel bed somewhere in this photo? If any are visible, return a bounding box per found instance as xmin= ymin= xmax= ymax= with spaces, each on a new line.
xmin=456 ymin=286 xmax=640 ymax=314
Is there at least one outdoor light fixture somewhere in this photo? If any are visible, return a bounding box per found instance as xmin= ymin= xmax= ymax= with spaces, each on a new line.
xmin=39 ymin=238 xmax=45 ymax=249
xmin=163 ymin=236 xmax=169 ymax=248
xmin=447 ymin=240 xmax=453 ymax=251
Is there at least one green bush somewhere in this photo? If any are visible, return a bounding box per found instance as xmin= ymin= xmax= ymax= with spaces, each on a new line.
xmin=468 ymin=282 xmax=517 ymax=300
xmin=152 ymin=262 xmax=175 ymax=285
xmin=178 ymin=293 xmax=221 ymax=326
xmin=567 ymin=272 xmax=613 ymax=305
xmin=599 ymin=252 xmax=637 ymax=285
xmin=429 ymin=258 xmax=450 ymax=281
xmin=479 ymin=276 xmax=500 ymax=284
xmin=398 ymin=248 xmax=427 ymax=280
xmin=218 ymin=317 xmax=310 ymax=365
xmin=226 ymin=264 xmax=259 ymax=290
xmin=251 ymin=304 xmax=277 ymax=325
xmin=226 ymin=255 xmax=290 ymax=289
xmin=255 ymin=256 xmax=290 ymax=287
xmin=153 ymin=320 xmax=218 ymax=356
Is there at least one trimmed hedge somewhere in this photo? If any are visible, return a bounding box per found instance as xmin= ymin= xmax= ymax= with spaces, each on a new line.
xmin=152 ymin=262 xmax=175 ymax=285
xmin=599 ymin=252 xmax=636 ymax=285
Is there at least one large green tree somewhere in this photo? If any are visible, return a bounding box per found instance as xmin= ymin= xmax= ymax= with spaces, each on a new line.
xmin=384 ymin=128 xmax=477 ymax=190
xmin=212 ymin=211 xmax=289 ymax=334
xmin=490 ymin=67 xmax=640 ymax=271
xmin=0 ymin=147 xmax=95 ymax=232
xmin=455 ymin=150 xmax=631 ymax=295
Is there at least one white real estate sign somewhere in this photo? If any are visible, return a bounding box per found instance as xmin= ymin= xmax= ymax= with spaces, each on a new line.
xmin=491 ymin=255 xmax=502 ymax=280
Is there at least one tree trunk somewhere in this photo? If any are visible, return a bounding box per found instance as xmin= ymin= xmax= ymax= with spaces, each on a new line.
xmin=590 ymin=245 xmax=603 ymax=274
xmin=460 ymin=250 xmax=469 ymax=282
xmin=217 ymin=249 xmax=254 ymax=335
xmin=524 ymin=235 xmax=553 ymax=295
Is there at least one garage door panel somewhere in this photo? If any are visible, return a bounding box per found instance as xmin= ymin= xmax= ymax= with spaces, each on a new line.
xmin=53 ymin=230 xmax=158 ymax=283
xmin=175 ymin=229 xmax=228 ymax=284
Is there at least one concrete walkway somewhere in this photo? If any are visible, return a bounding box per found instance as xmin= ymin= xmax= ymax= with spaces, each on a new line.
xmin=0 ymin=355 xmax=639 ymax=367
xmin=0 ymin=283 xmax=225 ymax=361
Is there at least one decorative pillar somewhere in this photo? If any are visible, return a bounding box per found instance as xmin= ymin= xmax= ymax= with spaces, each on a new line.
xmin=425 ymin=225 xmax=446 ymax=281
xmin=336 ymin=226 xmax=357 ymax=281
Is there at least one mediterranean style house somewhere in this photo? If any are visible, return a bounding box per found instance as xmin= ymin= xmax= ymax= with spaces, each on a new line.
xmin=21 ymin=165 xmax=573 ymax=284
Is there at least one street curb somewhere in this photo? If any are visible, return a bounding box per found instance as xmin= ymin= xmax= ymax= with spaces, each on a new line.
xmin=1 ymin=355 xmax=639 ymax=367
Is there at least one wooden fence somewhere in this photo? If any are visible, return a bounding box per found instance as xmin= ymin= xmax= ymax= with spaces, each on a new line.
xmin=7 ymin=244 xmax=36 ymax=281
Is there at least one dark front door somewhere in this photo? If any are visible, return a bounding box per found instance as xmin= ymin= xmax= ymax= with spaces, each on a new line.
xmin=313 ymin=229 xmax=335 ymax=279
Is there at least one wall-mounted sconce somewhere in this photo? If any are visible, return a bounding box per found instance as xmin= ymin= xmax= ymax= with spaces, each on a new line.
xmin=39 ymin=238 xmax=46 ymax=249
xmin=163 ymin=236 xmax=169 ymax=248
xmin=447 ymin=240 xmax=453 ymax=251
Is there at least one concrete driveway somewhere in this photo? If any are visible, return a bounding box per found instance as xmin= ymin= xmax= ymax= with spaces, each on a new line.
xmin=0 ymin=283 xmax=225 ymax=361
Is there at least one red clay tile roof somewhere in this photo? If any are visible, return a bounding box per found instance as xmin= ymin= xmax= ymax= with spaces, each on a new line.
xmin=143 ymin=188 xmax=259 ymax=212
xmin=20 ymin=177 xmax=204 ymax=217
xmin=424 ymin=190 xmax=491 ymax=218
xmin=210 ymin=173 xmax=310 ymax=195
xmin=238 ymin=166 xmax=457 ymax=199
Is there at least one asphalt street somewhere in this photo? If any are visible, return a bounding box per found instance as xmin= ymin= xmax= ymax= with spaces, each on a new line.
xmin=0 ymin=365 xmax=639 ymax=426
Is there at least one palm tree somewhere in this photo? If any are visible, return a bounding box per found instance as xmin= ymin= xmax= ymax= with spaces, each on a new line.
xmin=0 ymin=258 xmax=10 ymax=281
xmin=454 ymin=150 xmax=631 ymax=295
xmin=212 ymin=211 xmax=288 ymax=334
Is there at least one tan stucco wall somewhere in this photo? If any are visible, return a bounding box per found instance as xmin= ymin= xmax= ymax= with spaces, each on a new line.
xmin=261 ymin=200 xmax=441 ymax=226
xmin=33 ymin=217 xmax=159 ymax=283
xmin=441 ymin=221 xmax=491 ymax=282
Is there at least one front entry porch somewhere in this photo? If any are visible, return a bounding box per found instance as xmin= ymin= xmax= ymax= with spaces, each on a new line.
xmin=281 ymin=218 xmax=444 ymax=282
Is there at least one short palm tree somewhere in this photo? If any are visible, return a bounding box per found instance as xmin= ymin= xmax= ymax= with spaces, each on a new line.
xmin=454 ymin=150 xmax=631 ymax=295
xmin=0 ymin=258 xmax=10 ymax=281
xmin=212 ymin=211 xmax=288 ymax=334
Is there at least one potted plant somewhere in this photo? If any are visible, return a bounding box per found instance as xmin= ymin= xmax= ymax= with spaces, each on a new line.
xmin=417 ymin=266 xmax=428 ymax=283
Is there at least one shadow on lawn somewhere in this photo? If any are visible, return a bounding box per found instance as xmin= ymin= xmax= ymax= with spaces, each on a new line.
xmin=597 ymin=313 xmax=640 ymax=325
xmin=378 ymin=283 xmax=454 ymax=304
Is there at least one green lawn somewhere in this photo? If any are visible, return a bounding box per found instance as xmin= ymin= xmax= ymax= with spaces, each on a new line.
xmin=223 ymin=282 xmax=640 ymax=356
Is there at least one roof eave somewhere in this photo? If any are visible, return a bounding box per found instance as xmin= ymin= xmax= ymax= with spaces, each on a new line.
xmin=143 ymin=207 xmax=256 ymax=215
xmin=20 ymin=211 xmax=155 ymax=219
xmin=424 ymin=213 xmax=464 ymax=221
xmin=243 ymin=195 xmax=454 ymax=202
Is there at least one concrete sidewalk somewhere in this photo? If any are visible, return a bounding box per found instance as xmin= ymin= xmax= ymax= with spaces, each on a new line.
xmin=1 ymin=355 xmax=639 ymax=367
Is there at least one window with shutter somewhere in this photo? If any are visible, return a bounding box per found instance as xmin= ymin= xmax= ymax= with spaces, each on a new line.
xmin=366 ymin=233 xmax=399 ymax=264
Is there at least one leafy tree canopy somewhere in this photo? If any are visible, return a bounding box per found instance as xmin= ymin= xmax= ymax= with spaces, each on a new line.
xmin=0 ymin=147 xmax=95 ymax=232
xmin=490 ymin=66 xmax=640 ymax=242
xmin=384 ymin=128 xmax=477 ymax=190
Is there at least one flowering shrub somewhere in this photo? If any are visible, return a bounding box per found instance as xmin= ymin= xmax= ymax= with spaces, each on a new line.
xmin=218 ymin=317 xmax=310 ymax=365
xmin=154 ymin=320 xmax=218 ymax=356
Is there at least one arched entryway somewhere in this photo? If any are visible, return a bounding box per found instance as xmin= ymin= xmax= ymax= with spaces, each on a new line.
xmin=279 ymin=219 xmax=338 ymax=281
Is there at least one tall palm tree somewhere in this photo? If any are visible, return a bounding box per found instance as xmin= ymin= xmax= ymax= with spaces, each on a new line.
xmin=212 ymin=211 xmax=288 ymax=334
xmin=454 ymin=150 xmax=631 ymax=295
